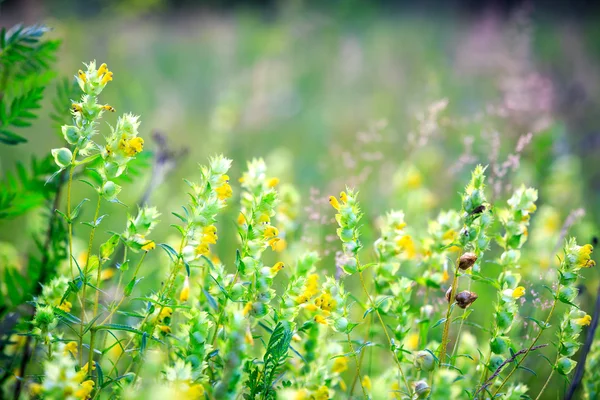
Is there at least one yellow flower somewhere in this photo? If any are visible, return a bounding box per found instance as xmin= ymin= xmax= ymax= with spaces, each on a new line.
xmin=272 ymin=237 xmax=287 ymax=252
xmin=243 ymin=302 xmax=253 ymax=316
xmin=238 ymin=213 xmax=247 ymax=225
xmin=442 ymin=269 xmax=449 ymax=281
xmin=58 ymin=300 xmax=72 ymax=313
xmin=339 ymin=191 xmax=348 ymax=203
xmin=81 ymin=362 xmax=95 ymax=374
xmin=141 ymin=240 xmax=155 ymax=251
xmin=72 ymin=103 xmax=83 ymax=113
xmin=270 ymin=262 xmax=285 ymax=274
xmin=188 ymin=384 xmax=205 ymax=399
xmin=74 ymin=380 xmax=94 ymax=399
xmin=78 ymin=70 xmax=86 ymax=83
xmin=314 ymin=386 xmax=330 ymax=400
xmin=512 ymin=286 xmax=526 ymax=299
xmin=100 ymin=268 xmax=115 ymax=281
xmin=201 ymin=232 xmax=218 ymax=245
xmin=294 ymin=389 xmax=309 ymax=400
xmin=64 ymin=341 xmax=78 ymax=357
xmin=245 ymin=327 xmax=254 ymax=345
xmin=101 ymin=71 xmax=113 ymax=85
xmin=97 ymin=63 xmax=108 ymax=77
xmin=101 ymin=104 xmax=115 ymax=112
xmin=127 ymin=137 xmax=144 ymax=156
xmin=267 ymin=177 xmax=280 ymax=188
xmin=329 ymin=196 xmax=340 ymax=210
xmin=258 ymin=213 xmax=270 ymax=223
xmin=159 ymin=307 xmax=173 ymax=321
xmin=216 ymin=183 xmax=232 ymax=200
xmin=157 ymin=325 xmax=171 ymax=334
xmin=195 ymin=243 xmax=210 ymax=256
xmin=314 ymin=315 xmax=327 ymax=324
xmin=268 ymin=238 xmax=281 ymax=251
xmin=204 ymin=225 xmax=217 ymax=234
xmin=574 ymin=314 xmax=592 ymax=326
xmin=303 ymin=303 xmax=318 ymax=312
xmin=362 ymin=375 xmax=372 ymax=392
xmin=314 ymin=292 xmax=336 ymax=312
xmin=263 ymin=226 xmax=279 ymax=239
xmin=405 ymin=333 xmax=419 ymax=351
xmin=397 ymin=235 xmax=416 ymax=259
xmin=179 ymin=277 xmax=190 ymax=302
xmin=332 ymin=356 xmax=348 ymax=373
xmin=577 ymin=244 xmax=595 ymax=268
xmin=29 ymin=383 xmax=43 ymax=396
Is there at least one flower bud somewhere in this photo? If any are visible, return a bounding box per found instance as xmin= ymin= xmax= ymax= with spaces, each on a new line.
xmin=458 ymin=252 xmax=477 ymax=270
xmin=101 ymin=181 xmax=121 ymax=201
xmin=333 ymin=317 xmax=348 ymax=333
xmin=51 ymin=147 xmax=73 ymax=168
xmin=414 ymin=380 xmax=431 ymax=398
xmin=445 ymin=286 xmax=453 ymax=303
xmin=342 ymin=257 xmax=358 ymax=275
xmin=455 ymin=290 xmax=478 ymax=309
xmin=62 ymin=126 xmax=80 ymax=144
xmin=490 ymin=336 xmax=508 ymax=354
xmin=414 ymin=350 xmax=435 ymax=372
xmin=556 ymin=357 xmax=576 ymax=375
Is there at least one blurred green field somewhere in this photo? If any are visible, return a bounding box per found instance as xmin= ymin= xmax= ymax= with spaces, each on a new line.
xmin=1 ymin=4 xmax=599 ymax=398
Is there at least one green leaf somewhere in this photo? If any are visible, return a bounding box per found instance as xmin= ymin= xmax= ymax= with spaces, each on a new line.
xmin=100 ymin=234 xmax=120 ymax=261
xmin=71 ymin=198 xmax=89 ymax=221
xmin=432 ymin=318 xmax=447 ymax=329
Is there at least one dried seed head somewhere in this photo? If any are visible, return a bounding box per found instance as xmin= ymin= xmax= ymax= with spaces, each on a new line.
xmin=459 ymin=252 xmax=478 ymax=270
xmin=455 ymin=290 xmax=478 ymax=309
xmin=445 ymin=286 xmax=453 ymax=303
xmin=414 ymin=380 xmax=431 ymax=398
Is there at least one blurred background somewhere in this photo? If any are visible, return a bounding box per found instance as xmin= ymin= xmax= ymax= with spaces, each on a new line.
xmin=0 ymin=0 xmax=599 ymax=395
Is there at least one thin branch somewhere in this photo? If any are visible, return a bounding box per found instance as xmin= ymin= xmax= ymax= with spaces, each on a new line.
xmin=474 ymin=344 xmax=548 ymax=398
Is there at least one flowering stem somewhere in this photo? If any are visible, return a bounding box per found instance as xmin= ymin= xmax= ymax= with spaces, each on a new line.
xmin=346 ymin=333 xmax=367 ymax=398
xmin=66 ymin=148 xmax=79 ymax=280
xmin=210 ymin=270 xmax=240 ymax=346
xmin=492 ymin=289 xmax=559 ymax=396
xmin=78 ymin=194 xmax=102 ymax=364
xmin=535 ymin=360 xmax=556 ymax=400
xmin=450 ymin=279 xmax=471 ymax=362
xmin=358 ymin=270 xmax=412 ymax=397
xmin=439 ymin=255 xmax=461 ymax=367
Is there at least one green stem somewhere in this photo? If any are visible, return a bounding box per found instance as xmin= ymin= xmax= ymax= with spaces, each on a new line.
xmin=358 ymin=270 xmax=412 ymax=397
xmin=492 ymin=289 xmax=559 ymax=396
xmin=78 ymin=195 xmax=102 ymax=364
xmin=439 ymin=255 xmax=461 ymax=366
xmin=66 ymin=148 xmax=79 ymax=279
xmin=346 ymin=333 xmax=368 ymax=399
xmin=535 ymin=363 xmax=556 ymax=400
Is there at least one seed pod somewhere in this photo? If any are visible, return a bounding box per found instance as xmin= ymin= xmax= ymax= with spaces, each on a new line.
xmin=459 ymin=252 xmax=478 ymax=270
xmin=414 ymin=350 xmax=435 ymax=372
xmin=445 ymin=286 xmax=453 ymax=302
xmin=414 ymin=380 xmax=431 ymax=398
xmin=455 ymin=290 xmax=478 ymax=309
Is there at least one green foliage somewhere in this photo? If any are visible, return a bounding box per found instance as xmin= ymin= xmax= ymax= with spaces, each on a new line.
xmin=0 ymin=24 xmax=60 ymax=144
xmin=244 ymin=322 xmax=293 ymax=400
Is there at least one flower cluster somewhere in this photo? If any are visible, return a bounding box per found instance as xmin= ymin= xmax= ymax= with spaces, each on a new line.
xmin=329 ymin=189 xmax=362 ymax=274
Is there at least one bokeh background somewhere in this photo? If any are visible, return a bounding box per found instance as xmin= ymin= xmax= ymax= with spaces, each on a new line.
xmin=1 ymin=0 xmax=599 ymax=396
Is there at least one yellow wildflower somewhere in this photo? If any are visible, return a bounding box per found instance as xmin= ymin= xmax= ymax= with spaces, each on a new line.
xmin=64 ymin=341 xmax=78 ymax=357
xmin=159 ymin=307 xmax=173 ymax=321
xmin=188 ymin=384 xmax=205 ymax=398
xmin=179 ymin=276 xmax=190 ymax=302
xmin=74 ymin=380 xmax=94 ymax=400
xmin=72 ymin=103 xmax=83 ymax=113
xmin=268 ymin=238 xmax=281 ymax=251
xmin=270 ymin=262 xmax=285 ymax=274
xmin=314 ymin=315 xmax=327 ymax=324
xmin=397 ymin=235 xmax=417 ymax=259
xmin=574 ymin=314 xmax=592 ymax=326
xmin=101 ymin=104 xmax=115 ymax=112
xmin=339 ymin=191 xmax=348 ymax=203
xmin=195 ymin=243 xmax=210 ymax=256
xmin=58 ymin=300 xmax=72 ymax=313
xmin=204 ymin=225 xmax=217 ymax=234
xmin=238 ymin=213 xmax=247 ymax=225
xmin=267 ymin=177 xmax=280 ymax=188
xmin=362 ymin=375 xmax=372 ymax=392
xmin=141 ymin=240 xmax=155 ymax=251
xmin=512 ymin=286 xmax=526 ymax=299
xmin=101 ymin=71 xmax=113 ymax=85
xmin=78 ymin=70 xmax=86 ymax=82
xmin=245 ymin=327 xmax=254 ymax=345
xmin=315 ymin=386 xmax=329 ymax=400
xmin=264 ymin=226 xmax=279 ymax=239
xmin=332 ymin=356 xmax=348 ymax=373
xmin=258 ymin=213 xmax=270 ymax=223
xmin=577 ymin=244 xmax=595 ymax=268
xmin=405 ymin=333 xmax=419 ymax=351
xmin=303 ymin=304 xmax=318 ymax=312
xmin=97 ymin=63 xmax=108 ymax=77
xmin=442 ymin=269 xmax=449 ymax=282
xmin=329 ymin=196 xmax=340 ymax=210
xmin=157 ymin=325 xmax=171 ymax=334
xmin=216 ymin=183 xmax=232 ymax=200
xmin=243 ymin=302 xmax=253 ymax=316
xmin=29 ymin=383 xmax=43 ymax=396
xmin=314 ymin=292 xmax=336 ymax=312
xmin=272 ymin=237 xmax=287 ymax=252
xmin=100 ymin=268 xmax=115 ymax=281
xmin=294 ymin=389 xmax=309 ymax=400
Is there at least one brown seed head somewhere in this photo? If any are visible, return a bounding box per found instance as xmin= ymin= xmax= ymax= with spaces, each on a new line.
xmin=455 ymin=290 xmax=478 ymax=309
xmin=458 ymin=252 xmax=478 ymax=270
